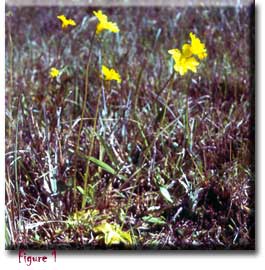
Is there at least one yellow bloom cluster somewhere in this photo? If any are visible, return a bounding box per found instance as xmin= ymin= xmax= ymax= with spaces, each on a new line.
xmin=49 ymin=67 xmax=59 ymax=78
xmin=57 ymin=14 xmax=76 ymax=29
xmin=101 ymin=65 xmax=121 ymax=83
xmin=92 ymin=11 xmax=121 ymax=82
xmin=168 ymin=32 xmax=207 ymax=76
xmin=52 ymin=11 xmax=206 ymax=82
xmin=51 ymin=11 xmax=121 ymax=82
xmin=93 ymin=10 xmax=119 ymax=35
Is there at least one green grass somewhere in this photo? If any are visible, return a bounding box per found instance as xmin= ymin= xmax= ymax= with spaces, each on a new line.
xmin=5 ymin=4 xmax=254 ymax=249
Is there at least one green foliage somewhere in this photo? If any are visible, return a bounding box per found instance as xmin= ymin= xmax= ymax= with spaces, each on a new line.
xmin=142 ymin=215 xmax=166 ymax=225
xmin=5 ymin=225 xmax=11 ymax=248
xmin=88 ymin=156 xmax=117 ymax=175
xmin=66 ymin=209 xmax=99 ymax=229
xmin=93 ymin=221 xmax=133 ymax=246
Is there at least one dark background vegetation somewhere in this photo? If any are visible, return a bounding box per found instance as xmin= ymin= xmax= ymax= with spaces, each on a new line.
xmin=5 ymin=4 xmax=255 ymax=249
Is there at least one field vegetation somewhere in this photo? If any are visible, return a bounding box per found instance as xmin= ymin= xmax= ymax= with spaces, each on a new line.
xmin=5 ymin=4 xmax=254 ymax=249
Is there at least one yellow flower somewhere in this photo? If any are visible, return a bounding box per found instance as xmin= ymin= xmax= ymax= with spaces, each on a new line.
xmin=189 ymin=32 xmax=207 ymax=60
xmin=101 ymin=65 xmax=121 ymax=83
xmin=93 ymin=10 xmax=119 ymax=35
xmin=168 ymin=45 xmax=199 ymax=76
xmin=168 ymin=33 xmax=207 ymax=76
xmin=49 ymin=67 xmax=60 ymax=78
xmin=173 ymin=53 xmax=199 ymax=76
xmin=57 ymin=14 xmax=76 ymax=29
xmin=181 ymin=44 xmax=193 ymax=58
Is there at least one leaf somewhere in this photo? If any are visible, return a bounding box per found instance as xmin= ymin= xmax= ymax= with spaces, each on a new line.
xmin=96 ymin=134 xmax=118 ymax=166
xmin=142 ymin=215 xmax=166 ymax=225
xmin=93 ymin=221 xmax=133 ymax=246
xmin=34 ymin=233 xmax=40 ymax=241
xmin=159 ymin=185 xmax=174 ymax=204
xmin=119 ymin=208 xmax=126 ymax=223
xmin=76 ymin=186 xmax=84 ymax=195
xmin=66 ymin=209 xmax=99 ymax=228
xmin=155 ymin=28 xmax=162 ymax=43
xmin=117 ymin=228 xmax=133 ymax=245
xmin=77 ymin=153 xmax=127 ymax=181
xmin=105 ymin=229 xmax=122 ymax=245
xmin=88 ymin=156 xmax=116 ymax=175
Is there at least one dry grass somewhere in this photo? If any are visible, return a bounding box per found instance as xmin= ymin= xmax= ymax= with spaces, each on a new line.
xmin=5 ymin=4 xmax=254 ymax=249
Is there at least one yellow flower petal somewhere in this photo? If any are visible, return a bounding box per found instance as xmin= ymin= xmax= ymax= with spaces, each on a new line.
xmin=57 ymin=14 xmax=76 ymax=29
xmin=49 ymin=67 xmax=60 ymax=78
xmin=168 ymin=33 xmax=207 ymax=76
xmin=184 ymin=56 xmax=200 ymax=72
xmin=101 ymin=65 xmax=121 ymax=83
xmin=93 ymin=10 xmax=108 ymax=23
xmin=182 ymin=44 xmax=192 ymax=58
xmin=93 ymin=10 xmax=119 ymax=35
xmin=96 ymin=22 xmax=105 ymax=35
xmin=189 ymin=32 xmax=207 ymax=59
xmin=105 ymin=21 xmax=119 ymax=33
xmin=67 ymin=19 xmax=76 ymax=26
xmin=168 ymin=48 xmax=181 ymax=56
xmin=170 ymin=50 xmax=199 ymax=76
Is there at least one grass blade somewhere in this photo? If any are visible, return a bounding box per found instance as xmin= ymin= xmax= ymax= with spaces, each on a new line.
xmin=88 ymin=156 xmax=116 ymax=175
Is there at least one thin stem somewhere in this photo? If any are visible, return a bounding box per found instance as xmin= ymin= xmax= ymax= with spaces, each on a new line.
xmin=155 ymin=72 xmax=175 ymax=103
xmin=101 ymin=79 xmax=108 ymax=117
xmin=8 ymin=23 xmax=14 ymax=145
xmin=14 ymin=98 xmax=21 ymax=214
xmin=133 ymin=29 xmax=162 ymax=113
xmin=81 ymin=86 xmax=102 ymax=209
xmin=73 ymin=30 xmax=96 ymax=209
xmin=160 ymin=73 xmax=175 ymax=126
xmin=185 ymin=80 xmax=191 ymax=151
xmin=121 ymin=165 xmax=144 ymax=230
xmin=133 ymin=66 xmax=144 ymax=112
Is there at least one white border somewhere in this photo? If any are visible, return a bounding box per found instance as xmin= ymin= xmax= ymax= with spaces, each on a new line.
xmin=5 ymin=0 xmax=254 ymax=7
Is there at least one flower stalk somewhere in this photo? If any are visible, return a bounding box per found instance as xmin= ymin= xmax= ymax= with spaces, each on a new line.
xmin=73 ymin=30 xmax=96 ymax=208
